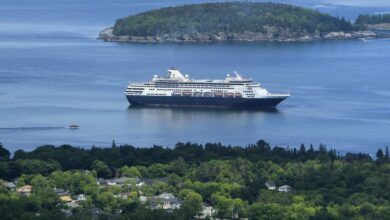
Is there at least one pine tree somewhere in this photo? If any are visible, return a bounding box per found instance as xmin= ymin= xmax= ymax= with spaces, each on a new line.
xmin=112 ymin=139 xmax=117 ymax=148
xmin=376 ymin=148 xmax=384 ymax=160
xmin=0 ymin=142 xmax=11 ymax=161
xmin=299 ymin=144 xmax=306 ymax=155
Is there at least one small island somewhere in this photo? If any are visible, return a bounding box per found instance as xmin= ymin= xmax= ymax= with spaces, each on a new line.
xmin=99 ymin=2 xmax=383 ymax=43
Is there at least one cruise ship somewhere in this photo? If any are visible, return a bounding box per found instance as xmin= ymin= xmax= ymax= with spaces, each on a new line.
xmin=125 ymin=68 xmax=290 ymax=108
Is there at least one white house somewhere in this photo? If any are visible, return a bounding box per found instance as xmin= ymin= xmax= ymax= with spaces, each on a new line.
xmin=265 ymin=180 xmax=276 ymax=190
xmin=75 ymin=194 xmax=86 ymax=201
xmin=4 ymin=182 xmax=16 ymax=189
xmin=196 ymin=204 xmax=215 ymax=219
xmin=141 ymin=193 xmax=182 ymax=211
xmin=278 ymin=185 xmax=292 ymax=193
xmin=136 ymin=181 xmax=145 ymax=187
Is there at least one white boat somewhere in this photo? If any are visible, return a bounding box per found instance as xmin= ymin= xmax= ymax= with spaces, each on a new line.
xmin=125 ymin=68 xmax=290 ymax=109
xmin=69 ymin=124 xmax=80 ymax=129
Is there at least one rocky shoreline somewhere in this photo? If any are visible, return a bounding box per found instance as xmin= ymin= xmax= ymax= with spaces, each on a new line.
xmin=367 ymin=23 xmax=390 ymax=31
xmin=98 ymin=27 xmax=387 ymax=43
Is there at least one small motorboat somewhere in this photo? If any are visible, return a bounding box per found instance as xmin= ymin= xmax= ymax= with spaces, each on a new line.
xmin=69 ymin=124 xmax=80 ymax=129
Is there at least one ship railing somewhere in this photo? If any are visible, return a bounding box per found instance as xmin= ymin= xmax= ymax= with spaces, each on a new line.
xmin=170 ymin=91 xmax=244 ymax=98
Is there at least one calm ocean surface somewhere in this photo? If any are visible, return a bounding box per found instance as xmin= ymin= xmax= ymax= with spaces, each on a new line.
xmin=0 ymin=0 xmax=389 ymax=154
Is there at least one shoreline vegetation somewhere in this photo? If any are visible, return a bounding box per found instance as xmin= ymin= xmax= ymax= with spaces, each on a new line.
xmin=98 ymin=2 xmax=388 ymax=44
xmin=356 ymin=13 xmax=390 ymax=30
xmin=1 ymin=141 xmax=390 ymax=219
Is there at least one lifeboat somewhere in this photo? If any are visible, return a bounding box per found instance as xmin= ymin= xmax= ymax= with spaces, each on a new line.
xmin=214 ymin=92 xmax=223 ymax=97
xmin=225 ymin=92 xmax=234 ymax=97
xmin=183 ymin=91 xmax=192 ymax=96
xmin=203 ymin=92 xmax=212 ymax=97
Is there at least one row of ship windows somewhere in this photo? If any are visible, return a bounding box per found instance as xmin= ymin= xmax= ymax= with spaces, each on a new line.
xmin=145 ymin=93 xmax=167 ymax=96
xmin=129 ymin=89 xmax=254 ymax=93
xmin=141 ymin=88 xmax=253 ymax=92
xmin=129 ymin=89 xmax=255 ymax=94
xmin=132 ymin=85 xmax=244 ymax=89
xmin=128 ymin=91 xmax=256 ymax=97
xmin=151 ymin=89 xmax=236 ymax=92
xmin=154 ymin=83 xmax=247 ymax=86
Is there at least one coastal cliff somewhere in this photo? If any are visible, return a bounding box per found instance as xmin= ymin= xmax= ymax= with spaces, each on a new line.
xmin=99 ymin=2 xmax=385 ymax=43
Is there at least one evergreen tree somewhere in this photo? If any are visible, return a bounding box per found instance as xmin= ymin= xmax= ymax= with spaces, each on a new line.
xmin=0 ymin=143 xmax=10 ymax=161
xmin=299 ymin=144 xmax=306 ymax=155
xmin=112 ymin=140 xmax=117 ymax=148
xmin=376 ymin=148 xmax=384 ymax=161
xmin=113 ymin=2 xmax=356 ymax=37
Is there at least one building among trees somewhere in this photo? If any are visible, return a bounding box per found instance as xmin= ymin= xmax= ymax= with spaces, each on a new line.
xmin=278 ymin=185 xmax=292 ymax=193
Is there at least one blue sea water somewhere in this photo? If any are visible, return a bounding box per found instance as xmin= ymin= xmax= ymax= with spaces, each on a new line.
xmin=0 ymin=0 xmax=389 ymax=154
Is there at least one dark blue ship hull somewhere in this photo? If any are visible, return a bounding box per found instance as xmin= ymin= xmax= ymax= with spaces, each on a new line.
xmin=126 ymin=95 xmax=287 ymax=109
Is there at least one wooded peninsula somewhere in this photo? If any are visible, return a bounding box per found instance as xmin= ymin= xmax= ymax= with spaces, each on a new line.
xmin=1 ymin=141 xmax=390 ymax=219
xmin=99 ymin=2 xmax=384 ymax=43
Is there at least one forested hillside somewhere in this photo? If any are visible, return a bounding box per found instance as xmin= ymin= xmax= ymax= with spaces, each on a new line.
xmin=113 ymin=2 xmax=354 ymax=36
xmin=356 ymin=13 xmax=390 ymax=25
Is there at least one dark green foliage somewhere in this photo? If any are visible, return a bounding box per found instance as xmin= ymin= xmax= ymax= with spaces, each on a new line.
xmin=376 ymin=148 xmax=384 ymax=159
xmin=11 ymin=140 xmax=351 ymax=175
xmin=180 ymin=191 xmax=203 ymax=217
xmin=0 ymin=193 xmax=65 ymax=220
xmin=113 ymin=2 xmax=355 ymax=37
xmin=91 ymin=160 xmax=112 ymax=179
xmin=0 ymin=143 xmax=10 ymax=161
xmin=0 ymin=159 xmax=61 ymax=180
xmin=1 ymin=141 xmax=390 ymax=219
xmin=356 ymin=13 xmax=390 ymax=25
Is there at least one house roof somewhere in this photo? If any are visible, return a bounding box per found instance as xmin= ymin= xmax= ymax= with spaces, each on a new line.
xmin=60 ymin=196 xmax=73 ymax=202
xmin=142 ymin=193 xmax=181 ymax=206
xmin=97 ymin=178 xmax=107 ymax=185
xmin=54 ymin=187 xmax=66 ymax=193
xmin=157 ymin=193 xmax=181 ymax=204
xmin=4 ymin=182 xmax=16 ymax=188
xmin=140 ymin=196 xmax=148 ymax=202
xmin=265 ymin=180 xmax=276 ymax=187
xmin=158 ymin=193 xmax=176 ymax=200
xmin=17 ymin=185 xmax=32 ymax=192
xmin=112 ymin=177 xmax=139 ymax=184
xmin=66 ymin=202 xmax=80 ymax=209
xmin=140 ymin=177 xmax=168 ymax=186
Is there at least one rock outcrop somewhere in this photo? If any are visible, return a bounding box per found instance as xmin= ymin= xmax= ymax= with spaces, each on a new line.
xmin=98 ymin=27 xmax=385 ymax=43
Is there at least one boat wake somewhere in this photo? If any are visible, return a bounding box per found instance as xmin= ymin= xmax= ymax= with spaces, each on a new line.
xmin=0 ymin=126 xmax=65 ymax=134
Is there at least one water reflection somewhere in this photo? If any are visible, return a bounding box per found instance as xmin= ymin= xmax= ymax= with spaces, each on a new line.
xmin=126 ymin=106 xmax=282 ymax=134
xmin=123 ymin=106 xmax=287 ymax=148
xmin=127 ymin=105 xmax=280 ymax=113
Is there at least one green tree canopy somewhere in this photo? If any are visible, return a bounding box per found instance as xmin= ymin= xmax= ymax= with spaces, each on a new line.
xmin=91 ymin=160 xmax=111 ymax=179
xmin=113 ymin=2 xmax=355 ymax=37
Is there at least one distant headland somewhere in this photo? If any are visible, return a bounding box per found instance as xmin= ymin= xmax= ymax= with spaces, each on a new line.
xmin=356 ymin=13 xmax=390 ymax=31
xmin=98 ymin=2 xmax=387 ymax=43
